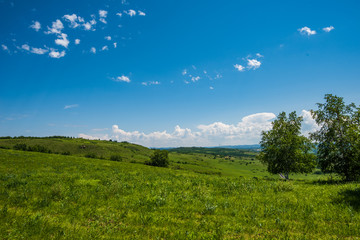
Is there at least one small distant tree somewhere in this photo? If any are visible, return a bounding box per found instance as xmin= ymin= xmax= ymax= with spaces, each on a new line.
xmin=311 ymin=94 xmax=360 ymax=181
xmin=145 ymin=150 xmax=169 ymax=167
xmin=258 ymin=111 xmax=316 ymax=180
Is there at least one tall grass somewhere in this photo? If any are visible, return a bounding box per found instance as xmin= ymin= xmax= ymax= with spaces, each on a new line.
xmin=0 ymin=149 xmax=359 ymax=239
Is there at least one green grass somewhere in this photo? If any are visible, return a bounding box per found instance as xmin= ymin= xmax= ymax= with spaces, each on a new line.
xmin=0 ymin=137 xmax=325 ymax=179
xmin=1 ymin=148 xmax=360 ymax=239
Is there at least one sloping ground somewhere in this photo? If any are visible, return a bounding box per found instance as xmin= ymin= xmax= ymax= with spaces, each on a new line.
xmin=0 ymin=149 xmax=359 ymax=239
xmin=0 ymin=137 xmax=152 ymax=163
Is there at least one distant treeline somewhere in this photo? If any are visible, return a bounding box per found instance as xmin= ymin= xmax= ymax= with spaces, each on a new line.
xmin=168 ymin=147 xmax=256 ymax=158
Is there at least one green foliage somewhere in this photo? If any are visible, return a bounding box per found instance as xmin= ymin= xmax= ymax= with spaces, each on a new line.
xmin=146 ymin=149 xmax=169 ymax=167
xmin=84 ymin=153 xmax=97 ymax=159
xmin=110 ymin=154 xmax=122 ymax=162
xmin=0 ymin=149 xmax=359 ymax=239
xmin=13 ymin=143 xmax=27 ymax=151
xmin=258 ymin=111 xmax=316 ymax=179
xmin=169 ymin=147 xmax=257 ymax=158
xmin=311 ymin=94 xmax=360 ymax=181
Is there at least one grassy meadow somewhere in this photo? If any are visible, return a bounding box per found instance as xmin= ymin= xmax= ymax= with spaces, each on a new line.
xmin=0 ymin=138 xmax=360 ymax=239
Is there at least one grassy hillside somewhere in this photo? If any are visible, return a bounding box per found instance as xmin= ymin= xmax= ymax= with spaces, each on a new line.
xmin=0 ymin=149 xmax=359 ymax=239
xmin=0 ymin=137 xmax=325 ymax=179
xmin=0 ymin=137 xmax=152 ymax=163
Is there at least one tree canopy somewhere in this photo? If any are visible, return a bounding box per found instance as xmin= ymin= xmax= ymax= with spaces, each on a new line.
xmin=258 ymin=111 xmax=316 ymax=179
xmin=311 ymin=94 xmax=360 ymax=181
xmin=146 ymin=150 xmax=169 ymax=167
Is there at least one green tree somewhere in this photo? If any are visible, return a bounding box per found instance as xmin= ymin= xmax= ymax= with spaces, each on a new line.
xmin=146 ymin=150 xmax=169 ymax=167
xmin=258 ymin=111 xmax=316 ymax=179
xmin=311 ymin=94 xmax=360 ymax=181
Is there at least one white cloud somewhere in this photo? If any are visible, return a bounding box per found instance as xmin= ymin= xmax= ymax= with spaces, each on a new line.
xmin=99 ymin=10 xmax=108 ymax=18
xmin=75 ymin=39 xmax=80 ymax=45
xmin=55 ymin=33 xmax=69 ymax=48
xmin=101 ymin=45 xmax=109 ymax=51
xmin=49 ymin=49 xmax=66 ymax=58
xmin=298 ymin=26 xmax=316 ymax=36
xmin=83 ymin=18 xmax=96 ymax=31
xmin=64 ymin=104 xmax=79 ymax=109
xmin=105 ymin=36 xmax=111 ymax=41
xmin=21 ymin=44 xmax=30 ymax=51
xmin=256 ymin=53 xmax=263 ymax=58
xmin=114 ymin=75 xmax=130 ymax=83
xmin=1 ymin=44 xmax=9 ymax=52
xmin=116 ymin=13 xmax=123 ymax=17
xmin=234 ymin=64 xmax=245 ymax=71
xmin=323 ymin=26 xmax=334 ymax=32
xmin=138 ymin=11 xmax=146 ymax=16
xmin=63 ymin=14 xmax=84 ymax=28
xmin=182 ymin=69 xmax=187 ymax=75
xmin=142 ymin=81 xmax=160 ymax=86
xmin=247 ymin=59 xmax=261 ymax=70
xmin=83 ymin=22 xmax=92 ymax=30
xmin=191 ymin=76 xmax=200 ymax=82
xmin=79 ymin=112 xmax=277 ymax=147
xmin=31 ymin=47 xmax=48 ymax=55
xmin=209 ymin=86 xmax=214 ymax=90
xmin=46 ymin=19 xmax=64 ymax=34
xmin=113 ymin=42 xmax=117 ymax=48
xmin=99 ymin=10 xmax=108 ymax=24
xmin=124 ymin=9 xmax=136 ymax=17
xmin=30 ymin=21 xmax=41 ymax=31
xmin=90 ymin=47 xmax=96 ymax=54
xmin=300 ymin=110 xmax=320 ymax=136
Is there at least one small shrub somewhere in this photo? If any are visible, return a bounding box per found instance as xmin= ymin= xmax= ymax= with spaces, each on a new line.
xmin=145 ymin=150 xmax=169 ymax=167
xmin=61 ymin=151 xmax=71 ymax=155
xmin=27 ymin=145 xmax=51 ymax=153
xmin=85 ymin=153 xmax=97 ymax=159
xmin=13 ymin=143 xmax=27 ymax=151
xmin=110 ymin=155 xmax=122 ymax=162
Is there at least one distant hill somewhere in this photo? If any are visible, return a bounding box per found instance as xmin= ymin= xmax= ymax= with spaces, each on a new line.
xmin=213 ymin=144 xmax=260 ymax=150
xmin=0 ymin=136 xmax=152 ymax=163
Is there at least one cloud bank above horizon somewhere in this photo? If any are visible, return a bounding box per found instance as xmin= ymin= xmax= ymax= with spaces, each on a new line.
xmin=78 ymin=110 xmax=319 ymax=148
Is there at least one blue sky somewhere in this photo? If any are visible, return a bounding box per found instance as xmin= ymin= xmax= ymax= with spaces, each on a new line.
xmin=1 ymin=0 xmax=360 ymax=147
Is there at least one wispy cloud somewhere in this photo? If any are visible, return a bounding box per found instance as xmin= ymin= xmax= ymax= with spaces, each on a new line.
xmin=55 ymin=33 xmax=69 ymax=48
xmin=247 ymin=59 xmax=261 ymax=70
xmin=31 ymin=47 xmax=48 ymax=55
xmin=142 ymin=81 xmax=160 ymax=86
xmin=138 ymin=11 xmax=146 ymax=16
xmin=63 ymin=14 xmax=84 ymax=28
xmin=101 ymin=45 xmax=109 ymax=51
xmin=75 ymin=39 xmax=80 ymax=45
xmin=105 ymin=36 xmax=111 ymax=41
xmin=49 ymin=49 xmax=66 ymax=58
xmin=1 ymin=44 xmax=9 ymax=53
xmin=45 ymin=19 xmax=64 ymax=34
xmin=113 ymin=75 xmax=131 ymax=83
xmin=30 ymin=21 xmax=41 ymax=31
xmin=99 ymin=10 xmax=108 ymax=24
xmin=64 ymin=104 xmax=79 ymax=109
xmin=298 ymin=26 xmax=316 ymax=36
xmin=234 ymin=64 xmax=245 ymax=71
xmin=323 ymin=26 xmax=334 ymax=32
xmin=124 ymin=9 xmax=136 ymax=17
xmin=90 ymin=47 xmax=96 ymax=54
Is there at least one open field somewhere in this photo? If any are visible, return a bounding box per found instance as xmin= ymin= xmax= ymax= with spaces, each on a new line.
xmin=1 ymin=147 xmax=360 ymax=239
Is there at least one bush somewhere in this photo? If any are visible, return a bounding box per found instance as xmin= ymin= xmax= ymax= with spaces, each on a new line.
xmin=61 ymin=151 xmax=71 ymax=155
xmin=27 ymin=145 xmax=51 ymax=153
xmin=110 ymin=155 xmax=122 ymax=162
xmin=145 ymin=150 xmax=169 ymax=167
xmin=85 ymin=153 xmax=97 ymax=159
xmin=13 ymin=144 xmax=28 ymax=151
